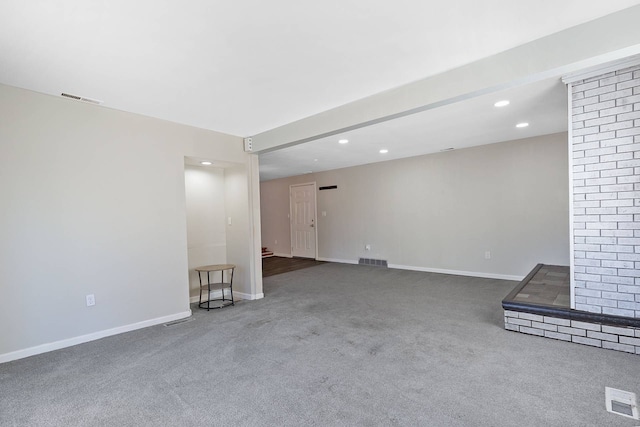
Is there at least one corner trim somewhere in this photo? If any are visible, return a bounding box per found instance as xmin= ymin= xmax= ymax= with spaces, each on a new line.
xmin=388 ymin=263 xmax=523 ymax=281
xmin=0 ymin=310 xmax=192 ymax=364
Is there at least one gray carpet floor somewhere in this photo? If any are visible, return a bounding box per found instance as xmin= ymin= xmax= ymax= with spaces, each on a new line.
xmin=1 ymin=263 xmax=638 ymax=426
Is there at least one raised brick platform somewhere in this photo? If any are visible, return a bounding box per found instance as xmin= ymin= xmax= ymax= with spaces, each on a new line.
xmin=503 ymin=264 xmax=640 ymax=355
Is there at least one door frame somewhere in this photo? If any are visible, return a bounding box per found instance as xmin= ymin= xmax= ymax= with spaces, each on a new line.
xmin=289 ymin=182 xmax=318 ymax=260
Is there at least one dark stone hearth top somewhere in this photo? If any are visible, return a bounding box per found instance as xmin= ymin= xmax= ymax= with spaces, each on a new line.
xmin=502 ymin=264 xmax=640 ymax=328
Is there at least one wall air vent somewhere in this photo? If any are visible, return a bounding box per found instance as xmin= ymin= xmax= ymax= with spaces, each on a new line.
xmin=164 ymin=317 xmax=194 ymax=327
xmin=358 ymin=258 xmax=388 ymax=267
xmin=61 ymin=93 xmax=103 ymax=105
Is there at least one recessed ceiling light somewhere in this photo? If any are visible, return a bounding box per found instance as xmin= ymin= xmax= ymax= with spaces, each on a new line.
xmin=494 ymin=100 xmax=510 ymax=107
xmin=516 ymin=122 xmax=529 ymax=128
xmin=200 ymin=161 xmax=212 ymax=165
xmin=338 ymin=139 xmax=349 ymax=144
xmin=379 ymin=149 xmax=388 ymax=154
xmin=314 ymin=159 xmax=318 ymax=162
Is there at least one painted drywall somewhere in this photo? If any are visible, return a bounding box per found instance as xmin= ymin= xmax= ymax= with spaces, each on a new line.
xmin=260 ymin=133 xmax=569 ymax=278
xmin=184 ymin=165 xmax=227 ymax=299
xmin=251 ymin=6 xmax=640 ymax=152
xmin=0 ymin=84 xmax=257 ymax=360
xmin=224 ymin=163 xmax=260 ymax=298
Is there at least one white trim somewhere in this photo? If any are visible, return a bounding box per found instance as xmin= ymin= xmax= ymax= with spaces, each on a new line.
xmin=189 ymin=290 xmax=225 ymax=303
xmin=567 ymin=82 xmax=576 ymax=310
xmin=248 ymin=154 xmax=264 ymax=300
xmin=316 ymin=257 xmax=359 ymax=265
xmin=271 ymin=256 xmax=522 ymax=281
xmin=0 ymin=310 xmax=192 ymax=364
xmin=273 ymin=252 xmax=293 ymax=258
xmin=189 ymin=290 xmax=264 ymax=303
xmin=562 ymin=54 xmax=640 ymax=83
xmin=235 ymin=291 xmax=264 ymax=300
xmin=388 ymin=263 xmax=524 ymax=281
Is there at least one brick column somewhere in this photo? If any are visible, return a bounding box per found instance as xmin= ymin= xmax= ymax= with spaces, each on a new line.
xmin=569 ymin=62 xmax=640 ymax=318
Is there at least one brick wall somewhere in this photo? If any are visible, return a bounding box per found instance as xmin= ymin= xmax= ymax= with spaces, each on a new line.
xmin=571 ymin=64 xmax=640 ymax=317
xmin=504 ymin=310 xmax=640 ymax=354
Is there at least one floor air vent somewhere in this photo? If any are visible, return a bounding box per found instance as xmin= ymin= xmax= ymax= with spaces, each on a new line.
xmin=605 ymin=387 xmax=639 ymax=420
xmin=164 ymin=317 xmax=194 ymax=327
xmin=358 ymin=258 xmax=388 ymax=267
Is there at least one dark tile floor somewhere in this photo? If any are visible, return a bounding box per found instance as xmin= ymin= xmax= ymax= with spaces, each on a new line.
xmin=262 ymin=256 xmax=326 ymax=277
xmin=513 ymin=265 xmax=570 ymax=307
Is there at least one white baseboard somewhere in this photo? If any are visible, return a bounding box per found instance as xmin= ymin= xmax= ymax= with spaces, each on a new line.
xmin=314 ymin=257 xmax=523 ymax=280
xmin=190 ymin=289 xmax=226 ymax=303
xmin=0 ymin=309 xmax=192 ymax=364
xmin=189 ymin=290 xmax=264 ymax=303
xmin=235 ymin=291 xmax=264 ymax=300
xmin=388 ymin=263 xmax=523 ymax=281
xmin=316 ymin=257 xmax=359 ymax=264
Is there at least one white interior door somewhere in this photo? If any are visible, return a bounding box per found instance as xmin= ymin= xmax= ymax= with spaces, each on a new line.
xmin=290 ymin=183 xmax=317 ymax=259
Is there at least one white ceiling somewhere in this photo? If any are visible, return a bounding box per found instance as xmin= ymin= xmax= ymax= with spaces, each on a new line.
xmin=259 ymin=78 xmax=568 ymax=180
xmin=1 ymin=1 xmax=639 ymax=179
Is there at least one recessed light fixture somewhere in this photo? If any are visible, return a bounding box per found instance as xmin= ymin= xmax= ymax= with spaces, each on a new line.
xmin=200 ymin=161 xmax=212 ymax=165
xmin=338 ymin=139 xmax=349 ymax=144
xmin=379 ymin=149 xmax=388 ymax=154
xmin=314 ymin=159 xmax=318 ymax=162
xmin=494 ymin=100 xmax=510 ymax=107
xmin=516 ymin=122 xmax=529 ymax=128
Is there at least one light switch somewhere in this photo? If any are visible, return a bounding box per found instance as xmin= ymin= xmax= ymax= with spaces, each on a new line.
xmin=228 ymin=217 xmax=232 ymax=225
xmin=322 ymin=211 xmax=327 ymax=216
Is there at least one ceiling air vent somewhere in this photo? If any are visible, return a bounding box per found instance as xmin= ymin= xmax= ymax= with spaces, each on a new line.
xmin=61 ymin=92 xmax=103 ymax=105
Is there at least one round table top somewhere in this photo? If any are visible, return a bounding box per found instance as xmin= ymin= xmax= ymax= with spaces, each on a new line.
xmin=195 ymin=264 xmax=235 ymax=272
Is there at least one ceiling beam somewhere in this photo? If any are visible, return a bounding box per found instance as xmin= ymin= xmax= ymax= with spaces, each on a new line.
xmin=251 ymin=5 xmax=640 ymax=153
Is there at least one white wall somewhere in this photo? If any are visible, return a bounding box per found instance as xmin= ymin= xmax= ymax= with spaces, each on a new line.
xmin=184 ymin=166 xmax=227 ymax=299
xmin=0 ymin=84 xmax=257 ymax=361
xmin=261 ymin=133 xmax=569 ymax=279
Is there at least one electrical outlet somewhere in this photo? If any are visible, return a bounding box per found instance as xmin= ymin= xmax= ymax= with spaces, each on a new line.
xmin=485 ymin=251 xmax=491 ymax=259
xmin=275 ymin=239 xmax=278 ymax=244
xmin=86 ymin=294 xmax=95 ymax=307
xmin=365 ymin=244 xmax=371 ymax=251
